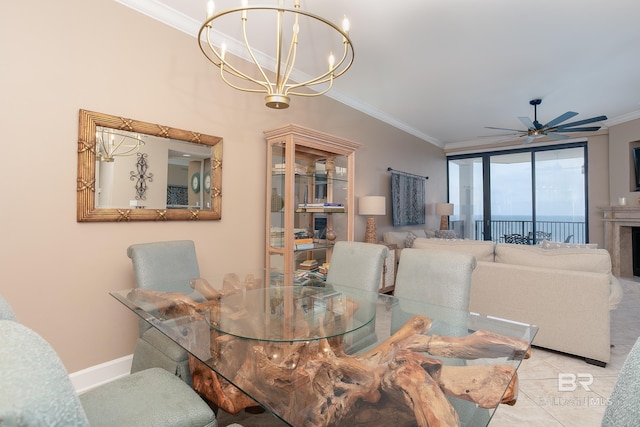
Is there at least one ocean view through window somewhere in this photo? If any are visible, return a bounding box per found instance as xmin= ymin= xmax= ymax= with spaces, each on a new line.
xmin=447 ymin=143 xmax=588 ymax=243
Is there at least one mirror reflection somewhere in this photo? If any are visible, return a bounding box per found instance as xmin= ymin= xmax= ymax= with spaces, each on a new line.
xmin=78 ymin=110 xmax=223 ymax=222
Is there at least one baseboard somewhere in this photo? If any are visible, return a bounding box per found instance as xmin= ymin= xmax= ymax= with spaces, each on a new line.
xmin=69 ymin=354 xmax=133 ymax=393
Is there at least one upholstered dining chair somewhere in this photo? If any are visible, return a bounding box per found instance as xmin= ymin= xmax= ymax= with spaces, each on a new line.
xmin=394 ymin=248 xmax=477 ymax=313
xmin=325 ymin=241 xmax=389 ymax=292
xmin=393 ymin=248 xmax=483 ymax=425
xmin=127 ymin=240 xmax=201 ymax=385
xmin=325 ymin=241 xmax=389 ymax=353
xmin=0 ymin=318 xmax=217 ymax=427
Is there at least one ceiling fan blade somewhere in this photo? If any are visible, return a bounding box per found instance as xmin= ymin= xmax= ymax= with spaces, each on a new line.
xmin=518 ymin=116 xmax=535 ymax=130
xmin=484 ymin=126 xmax=526 ymax=132
xmin=524 ymin=135 xmax=536 ymax=144
xmin=547 ymin=132 xmax=569 ymax=140
xmin=556 ymin=115 xmax=608 ymax=129
xmin=543 ymin=111 xmax=578 ymax=128
xmin=555 ymin=126 xmax=602 ymax=133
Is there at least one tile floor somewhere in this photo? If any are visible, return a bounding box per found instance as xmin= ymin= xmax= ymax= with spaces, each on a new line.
xmin=490 ymin=276 xmax=640 ymax=427
xmin=218 ymin=277 xmax=640 ymax=427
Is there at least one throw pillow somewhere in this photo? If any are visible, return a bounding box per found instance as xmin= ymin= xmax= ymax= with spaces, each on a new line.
xmin=404 ymin=231 xmax=418 ymax=248
xmin=434 ymin=230 xmax=457 ymax=239
xmin=541 ymin=239 xmax=598 ymax=249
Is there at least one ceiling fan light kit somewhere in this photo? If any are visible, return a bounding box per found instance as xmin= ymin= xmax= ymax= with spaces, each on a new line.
xmin=486 ymin=99 xmax=607 ymax=144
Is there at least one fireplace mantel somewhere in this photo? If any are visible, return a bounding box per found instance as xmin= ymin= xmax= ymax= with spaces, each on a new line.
xmin=602 ymin=206 xmax=640 ymax=276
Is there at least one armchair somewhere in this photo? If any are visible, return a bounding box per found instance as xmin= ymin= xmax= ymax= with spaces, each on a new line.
xmin=0 ymin=294 xmax=17 ymax=321
xmin=602 ymin=336 xmax=640 ymax=426
xmin=127 ymin=240 xmax=201 ymax=384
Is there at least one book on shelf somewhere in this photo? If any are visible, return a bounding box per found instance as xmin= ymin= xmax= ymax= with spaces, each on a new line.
xmin=272 ymin=163 xmax=307 ymax=175
xmin=299 ymin=207 xmax=346 ymax=213
xmin=294 ymin=238 xmax=313 ymax=245
xmin=298 ymin=202 xmax=344 ymax=208
xmin=298 ymin=259 xmax=318 ymax=270
xmin=295 ymin=243 xmax=315 ymax=250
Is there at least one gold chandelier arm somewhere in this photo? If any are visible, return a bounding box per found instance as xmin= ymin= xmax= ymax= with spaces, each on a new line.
xmin=288 ymin=75 xmax=334 ymax=98
xmin=97 ymin=132 xmax=143 ymax=161
xmin=330 ymin=39 xmax=354 ymax=79
xmin=241 ymin=14 xmax=273 ymax=94
xmin=285 ymin=39 xmax=351 ymax=93
xmin=218 ymin=63 xmax=267 ymax=93
xmin=203 ymin=27 xmax=270 ymax=92
xmin=280 ymin=13 xmax=299 ymax=93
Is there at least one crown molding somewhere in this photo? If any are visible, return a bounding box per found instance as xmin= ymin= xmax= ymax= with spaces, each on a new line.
xmin=604 ymin=110 xmax=640 ymax=127
xmin=114 ymin=0 xmax=442 ymax=147
xmin=115 ymin=1 xmax=640 ymax=149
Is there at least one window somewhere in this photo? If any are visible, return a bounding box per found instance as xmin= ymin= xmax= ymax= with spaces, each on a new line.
xmin=448 ymin=143 xmax=588 ymax=244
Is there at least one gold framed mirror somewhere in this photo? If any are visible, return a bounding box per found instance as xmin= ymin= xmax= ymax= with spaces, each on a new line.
xmin=77 ymin=109 xmax=222 ymax=222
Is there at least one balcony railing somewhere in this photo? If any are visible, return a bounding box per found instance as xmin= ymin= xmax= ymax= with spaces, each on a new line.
xmin=450 ymin=219 xmax=585 ymax=244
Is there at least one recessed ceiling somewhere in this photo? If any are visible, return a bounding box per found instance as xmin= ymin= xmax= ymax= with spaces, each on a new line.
xmin=116 ymin=0 xmax=640 ymax=150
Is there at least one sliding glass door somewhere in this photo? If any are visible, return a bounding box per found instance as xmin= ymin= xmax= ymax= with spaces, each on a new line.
xmin=447 ymin=143 xmax=588 ymax=243
xmin=447 ymin=156 xmax=484 ymax=240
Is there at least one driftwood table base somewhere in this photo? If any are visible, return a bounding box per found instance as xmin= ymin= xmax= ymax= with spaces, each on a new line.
xmin=129 ymin=284 xmax=531 ymax=427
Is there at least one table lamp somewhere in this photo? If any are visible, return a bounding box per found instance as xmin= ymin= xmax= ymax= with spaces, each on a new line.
xmin=359 ymin=196 xmax=386 ymax=244
xmin=435 ymin=203 xmax=454 ymax=230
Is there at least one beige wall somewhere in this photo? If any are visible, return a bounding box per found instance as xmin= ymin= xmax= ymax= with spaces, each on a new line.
xmin=0 ymin=0 xmax=445 ymax=372
xmin=609 ymin=118 xmax=640 ymax=205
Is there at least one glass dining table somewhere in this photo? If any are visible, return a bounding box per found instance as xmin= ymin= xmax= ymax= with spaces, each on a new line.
xmin=111 ymin=272 xmax=537 ymax=427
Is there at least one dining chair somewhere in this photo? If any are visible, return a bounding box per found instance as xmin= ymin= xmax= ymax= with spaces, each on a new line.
xmin=394 ymin=248 xmax=476 ymax=313
xmin=503 ymin=233 xmax=527 ymax=244
xmin=0 ymin=319 xmax=217 ymax=427
xmin=325 ymin=241 xmax=389 ymax=353
xmin=602 ymin=336 xmax=640 ymax=426
xmin=393 ymin=248 xmax=483 ymax=425
xmin=127 ymin=240 xmax=202 ymax=385
xmin=325 ymin=241 xmax=389 ymax=292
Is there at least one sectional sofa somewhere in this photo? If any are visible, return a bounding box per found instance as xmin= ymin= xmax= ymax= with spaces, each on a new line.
xmin=383 ymin=231 xmax=623 ymax=366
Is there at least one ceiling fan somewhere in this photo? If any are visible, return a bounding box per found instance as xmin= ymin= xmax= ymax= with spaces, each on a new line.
xmin=486 ymin=99 xmax=608 ymax=144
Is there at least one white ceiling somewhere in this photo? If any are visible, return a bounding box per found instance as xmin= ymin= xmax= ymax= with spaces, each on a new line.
xmin=117 ymin=0 xmax=640 ymax=150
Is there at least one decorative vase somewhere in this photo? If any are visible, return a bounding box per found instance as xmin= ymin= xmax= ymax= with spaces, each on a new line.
xmin=326 ymin=228 xmax=337 ymax=242
xmin=271 ymin=188 xmax=284 ymax=212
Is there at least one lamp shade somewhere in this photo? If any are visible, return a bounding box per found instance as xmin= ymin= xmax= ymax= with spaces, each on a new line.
xmin=359 ymin=196 xmax=386 ymax=216
xmin=435 ymin=203 xmax=454 ymax=216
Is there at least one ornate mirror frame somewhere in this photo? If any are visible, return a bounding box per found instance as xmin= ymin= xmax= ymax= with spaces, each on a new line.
xmin=77 ymin=109 xmax=223 ymax=222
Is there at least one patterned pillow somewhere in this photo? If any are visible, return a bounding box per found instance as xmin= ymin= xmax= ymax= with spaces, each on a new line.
xmin=404 ymin=231 xmax=418 ymax=248
xmin=540 ymin=239 xmax=598 ymax=249
xmin=434 ymin=230 xmax=458 ymax=239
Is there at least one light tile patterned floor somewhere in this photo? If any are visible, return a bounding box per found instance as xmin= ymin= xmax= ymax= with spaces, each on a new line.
xmin=218 ymin=277 xmax=640 ymax=427
xmin=489 ymin=276 xmax=640 ymax=427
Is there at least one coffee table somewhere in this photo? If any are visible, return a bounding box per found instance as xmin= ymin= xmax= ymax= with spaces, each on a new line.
xmin=111 ymin=275 xmax=537 ymax=427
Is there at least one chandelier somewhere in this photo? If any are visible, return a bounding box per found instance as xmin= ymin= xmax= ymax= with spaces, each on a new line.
xmin=198 ymin=0 xmax=354 ymax=109
xmin=95 ymin=127 xmax=144 ymax=162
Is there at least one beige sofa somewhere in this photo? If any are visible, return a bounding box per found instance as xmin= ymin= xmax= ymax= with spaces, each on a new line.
xmin=403 ymin=238 xmax=624 ymax=366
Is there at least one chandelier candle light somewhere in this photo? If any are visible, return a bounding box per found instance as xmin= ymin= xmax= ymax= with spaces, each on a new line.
xmin=95 ymin=127 xmax=144 ymax=162
xmin=435 ymin=203 xmax=454 ymax=230
xmin=198 ymin=0 xmax=354 ymax=109
xmin=359 ymin=196 xmax=386 ymax=244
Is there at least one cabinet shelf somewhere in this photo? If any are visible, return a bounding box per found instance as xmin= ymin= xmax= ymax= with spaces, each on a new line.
xmin=295 ymin=209 xmax=347 ymax=214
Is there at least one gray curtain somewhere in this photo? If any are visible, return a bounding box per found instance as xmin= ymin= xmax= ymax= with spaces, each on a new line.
xmin=391 ymin=172 xmax=425 ymax=226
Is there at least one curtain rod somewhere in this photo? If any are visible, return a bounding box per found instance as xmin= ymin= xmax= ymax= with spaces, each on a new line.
xmin=387 ymin=167 xmax=429 ymax=180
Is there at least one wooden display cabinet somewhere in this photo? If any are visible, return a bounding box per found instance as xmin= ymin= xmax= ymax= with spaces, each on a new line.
xmin=265 ymin=124 xmax=360 ymax=284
